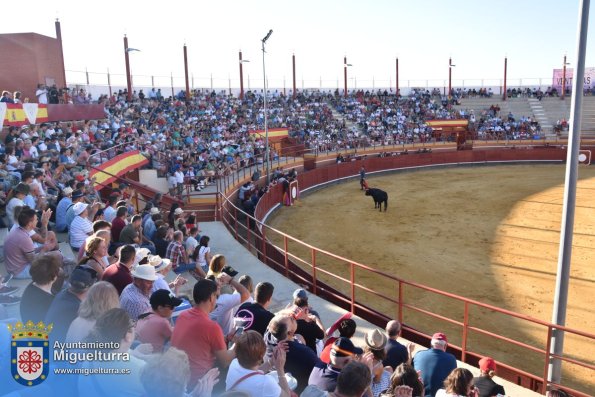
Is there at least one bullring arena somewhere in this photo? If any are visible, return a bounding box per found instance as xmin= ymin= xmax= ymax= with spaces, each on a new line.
xmin=224 ymin=146 xmax=595 ymax=395
xmin=266 ymin=162 xmax=595 ymax=386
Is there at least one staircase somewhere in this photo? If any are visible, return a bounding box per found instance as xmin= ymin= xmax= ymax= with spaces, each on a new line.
xmin=327 ymin=100 xmax=365 ymax=139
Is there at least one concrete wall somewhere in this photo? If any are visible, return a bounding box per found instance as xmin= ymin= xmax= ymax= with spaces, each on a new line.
xmin=0 ymin=33 xmax=66 ymax=101
xmin=138 ymin=169 xmax=169 ymax=194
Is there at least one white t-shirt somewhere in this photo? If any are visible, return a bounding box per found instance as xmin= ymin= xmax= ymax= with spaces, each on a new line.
xmin=185 ymin=235 xmax=198 ymax=255
xmin=225 ymin=359 xmax=280 ymax=397
xmin=6 ymin=197 xmax=24 ymax=227
xmin=36 ymin=88 xmax=48 ymax=104
xmin=210 ymin=292 xmax=242 ymax=336
xmin=197 ymin=246 xmax=210 ymax=269
xmin=151 ymin=274 xmax=172 ymax=294
xmin=69 ymin=215 xmax=93 ymax=249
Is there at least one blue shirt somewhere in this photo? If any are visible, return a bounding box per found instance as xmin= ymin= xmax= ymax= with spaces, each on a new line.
xmin=383 ymin=338 xmax=409 ymax=370
xmin=55 ymin=196 xmax=72 ymax=232
xmin=412 ymin=348 xmax=457 ymax=397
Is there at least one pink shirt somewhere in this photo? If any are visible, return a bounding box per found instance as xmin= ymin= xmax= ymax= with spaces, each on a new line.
xmin=4 ymin=227 xmax=36 ymax=275
xmin=135 ymin=313 xmax=173 ymax=352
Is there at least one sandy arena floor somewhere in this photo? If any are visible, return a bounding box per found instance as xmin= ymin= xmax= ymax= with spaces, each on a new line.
xmin=267 ymin=164 xmax=595 ymax=391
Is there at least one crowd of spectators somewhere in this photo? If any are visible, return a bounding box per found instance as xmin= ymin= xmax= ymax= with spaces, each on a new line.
xmin=0 ymin=85 xmax=575 ymax=397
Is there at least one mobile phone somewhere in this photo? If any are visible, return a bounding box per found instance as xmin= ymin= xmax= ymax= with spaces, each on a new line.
xmin=235 ymin=326 xmax=245 ymax=337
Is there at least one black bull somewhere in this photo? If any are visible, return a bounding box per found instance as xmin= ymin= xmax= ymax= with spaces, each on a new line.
xmin=365 ymin=188 xmax=388 ymax=211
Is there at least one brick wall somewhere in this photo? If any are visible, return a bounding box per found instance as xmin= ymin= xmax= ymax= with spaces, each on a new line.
xmin=0 ymin=33 xmax=66 ymax=102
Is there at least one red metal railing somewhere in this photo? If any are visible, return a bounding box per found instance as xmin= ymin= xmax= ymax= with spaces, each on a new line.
xmin=217 ymin=147 xmax=594 ymax=397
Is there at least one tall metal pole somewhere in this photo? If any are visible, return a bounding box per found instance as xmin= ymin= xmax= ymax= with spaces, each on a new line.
xmin=561 ymin=55 xmax=567 ymax=100
xmin=548 ymin=0 xmax=590 ymax=387
xmin=184 ymin=44 xmax=190 ymax=101
xmin=124 ymin=35 xmax=132 ymax=101
xmin=502 ymin=57 xmax=508 ymax=101
xmin=292 ymin=53 xmax=297 ymax=98
xmin=107 ymin=68 xmax=112 ymax=97
xmin=344 ymin=56 xmax=348 ymax=97
xmin=262 ymin=30 xmax=273 ymax=185
xmin=396 ymin=57 xmax=399 ymax=97
xmin=448 ymin=57 xmax=452 ymax=97
xmin=170 ymin=72 xmax=174 ymax=98
xmin=239 ymin=50 xmax=245 ymax=99
xmin=55 ymin=19 xmax=67 ymax=90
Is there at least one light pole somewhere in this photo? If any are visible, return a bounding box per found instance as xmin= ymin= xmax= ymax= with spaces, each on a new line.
xmin=448 ymin=57 xmax=456 ymax=97
xmin=183 ymin=44 xmax=190 ymax=101
xmin=262 ymin=29 xmax=273 ymax=185
xmin=561 ymin=55 xmax=570 ymax=100
xmin=239 ymin=51 xmax=250 ymax=99
xmin=344 ymin=57 xmax=353 ymax=97
xmin=503 ymin=56 xmax=508 ymax=101
xmin=396 ymin=57 xmax=399 ymax=97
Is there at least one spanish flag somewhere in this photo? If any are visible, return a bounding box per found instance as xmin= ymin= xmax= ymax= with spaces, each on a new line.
xmin=0 ymin=104 xmax=49 ymax=127
xmin=249 ymin=128 xmax=289 ymax=142
xmin=89 ymin=150 xmax=149 ymax=191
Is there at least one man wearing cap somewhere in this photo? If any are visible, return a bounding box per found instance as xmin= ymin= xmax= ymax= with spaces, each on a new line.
xmin=65 ymin=189 xmax=87 ymax=229
xmin=309 ymin=337 xmax=364 ymax=392
xmin=120 ymin=264 xmax=157 ymax=320
xmin=412 ymin=332 xmax=457 ymax=397
xmin=136 ymin=289 xmax=183 ymax=352
xmin=55 ymin=186 xmax=74 ymax=232
xmin=69 ymin=201 xmax=100 ymax=252
xmin=383 ymin=320 xmax=413 ymax=370
xmin=45 ymin=266 xmax=97 ymax=342
xmin=473 ymin=357 xmax=505 ymax=397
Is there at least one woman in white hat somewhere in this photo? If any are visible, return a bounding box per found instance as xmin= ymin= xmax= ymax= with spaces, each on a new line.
xmin=364 ymin=329 xmax=392 ymax=397
xmin=148 ymin=255 xmax=187 ymax=296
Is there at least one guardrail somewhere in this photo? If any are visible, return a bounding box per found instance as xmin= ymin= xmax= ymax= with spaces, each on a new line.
xmin=217 ymin=147 xmax=594 ymax=397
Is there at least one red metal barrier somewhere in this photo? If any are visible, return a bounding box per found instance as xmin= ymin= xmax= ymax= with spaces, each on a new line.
xmin=219 ymin=147 xmax=594 ymax=397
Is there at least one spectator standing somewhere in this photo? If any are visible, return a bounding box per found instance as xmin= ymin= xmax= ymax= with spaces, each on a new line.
xmin=110 ymin=206 xmax=129 ymax=243
xmin=193 ymin=235 xmax=212 ymax=273
xmin=36 ymin=84 xmax=48 ymax=104
xmin=412 ymin=332 xmax=457 ymax=397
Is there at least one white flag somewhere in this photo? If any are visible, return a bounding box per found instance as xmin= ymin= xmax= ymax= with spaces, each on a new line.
xmin=22 ymin=103 xmax=39 ymax=125
xmin=0 ymin=103 xmax=6 ymax=129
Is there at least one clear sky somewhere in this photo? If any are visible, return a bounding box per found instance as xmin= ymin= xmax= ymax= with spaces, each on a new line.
xmin=3 ymin=0 xmax=593 ymax=89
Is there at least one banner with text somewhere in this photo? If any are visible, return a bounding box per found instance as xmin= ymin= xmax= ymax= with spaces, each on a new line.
xmin=552 ymin=67 xmax=595 ymax=91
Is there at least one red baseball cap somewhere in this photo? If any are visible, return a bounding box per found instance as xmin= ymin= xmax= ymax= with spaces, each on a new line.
xmin=479 ymin=357 xmax=497 ymax=372
xmin=431 ymin=332 xmax=448 ymax=342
